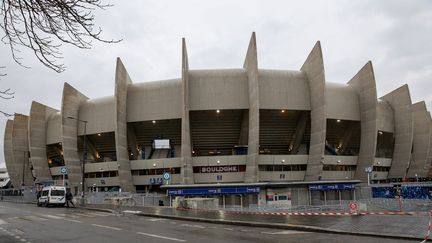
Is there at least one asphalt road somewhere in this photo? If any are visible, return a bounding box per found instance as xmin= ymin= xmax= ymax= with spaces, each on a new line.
xmin=0 ymin=201 xmax=414 ymax=243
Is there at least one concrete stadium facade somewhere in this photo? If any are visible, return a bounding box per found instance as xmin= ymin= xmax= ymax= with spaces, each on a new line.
xmin=3 ymin=33 xmax=432 ymax=204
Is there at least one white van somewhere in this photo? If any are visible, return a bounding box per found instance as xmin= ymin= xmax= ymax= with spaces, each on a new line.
xmin=37 ymin=186 xmax=66 ymax=207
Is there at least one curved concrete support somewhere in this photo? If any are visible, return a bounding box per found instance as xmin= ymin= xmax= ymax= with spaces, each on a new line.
xmin=380 ymin=84 xmax=413 ymax=179
xmin=114 ymin=58 xmax=135 ymax=192
xmin=180 ymin=38 xmax=194 ymax=184
xmin=428 ymin=112 xmax=432 ymax=178
xmin=29 ymin=101 xmax=58 ymax=182
xmin=4 ymin=119 xmax=20 ymax=187
xmin=243 ymin=32 xmax=259 ymax=183
xmin=348 ymin=62 xmax=378 ymax=181
xmin=407 ymin=101 xmax=431 ymax=178
xmin=302 ymin=41 xmax=326 ymax=181
xmin=12 ymin=114 xmax=33 ymax=186
xmin=61 ymin=82 xmax=89 ymax=190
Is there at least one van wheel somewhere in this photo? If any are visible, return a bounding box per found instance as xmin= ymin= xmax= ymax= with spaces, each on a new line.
xmin=37 ymin=202 xmax=41 ymax=207
xmin=44 ymin=201 xmax=49 ymax=207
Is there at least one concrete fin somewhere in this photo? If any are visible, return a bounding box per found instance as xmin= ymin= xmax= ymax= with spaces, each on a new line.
xmin=29 ymin=101 xmax=58 ymax=182
xmin=4 ymin=119 xmax=19 ymax=187
xmin=301 ymin=41 xmax=326 ymax=181
xmin=380 ymin=84 xmax=413 ymax=179
xmin=12 ymin=114 xmax=33 ymax=186
xmin=348 ymin=61 xmax=379 ymax=182
xmin=61 ymin=82 xmax=89 ymax=190
xmin=114 ymin=57 xmax=135 ymax=192
xmin=243 ymin=32 xmax=260 ymax=183
xmin=407 ymin=100 xmax=430 ymax=177
xmin=180 ymin=38 xmax=194 ymax=184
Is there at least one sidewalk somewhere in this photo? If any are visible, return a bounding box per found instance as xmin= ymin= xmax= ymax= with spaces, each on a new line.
xmin=81 ymin=204 xmax=431 ymax=241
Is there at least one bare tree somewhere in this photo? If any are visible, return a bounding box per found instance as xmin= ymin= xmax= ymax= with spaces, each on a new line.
xmin=0 ymin=66 xmax=13 ymax=117
xmin=0 ymin=0 xmax=120 ymax=73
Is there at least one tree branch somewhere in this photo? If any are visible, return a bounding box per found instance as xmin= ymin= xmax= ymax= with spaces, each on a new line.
xmin=0 ymin=0 xmax=121 ymax=73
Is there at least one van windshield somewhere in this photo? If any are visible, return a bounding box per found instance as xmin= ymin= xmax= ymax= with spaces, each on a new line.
xmin=51 ymin=190 xmax=65 ymax=196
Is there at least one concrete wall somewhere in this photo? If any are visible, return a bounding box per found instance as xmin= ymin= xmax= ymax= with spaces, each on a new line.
xmin=29 ymin=101 xmax=58 ymax=182
xmin=302 ymin=41 xmax=326 ymax=181
xmin=377 ymin=100 xmax=395 ymax=133
xmin=258 ymin=69 xmax=310 ymax=110
xmin=244 ymin=32 xmax=260 ymax=183
xmin=12 ymin=114 xmax=33 ymax=186
xmin=407 ymin=101 xmax=431 ymax=178
xmin=78 ymin=96 xmax=115 ymax=135
xmin=381 ymin=85 xmax=413 ymax=179
xmin=189 ymin=69 xmax=249 ymax=110
xmin=46 ymin=112 xmax=62 ymax=144
xmin=347 ymin=62 xmax=378 ymax=181
xmin=114 ymin=58 xmax=135 ymax=192
xmin=326 ymin=83 xmax=360 ymax=121
xmin=127 ymin=79 xmax=182 ymax=122
xmin=258 ymin=155 xmax=308 ymax=165
xmin=180 ymin=38 xmax=194 ymax=184
xmin=4 ymin=120 xmax=19 ymax=187
xmin=61 ymin=82 xmax=89 ymax=190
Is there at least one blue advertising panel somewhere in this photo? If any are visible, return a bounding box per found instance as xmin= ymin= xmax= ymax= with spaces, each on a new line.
xmin=309 ymin=184 xmax=355 ymax=191
xmin=167 ymin=187 xmax=260 ymax=196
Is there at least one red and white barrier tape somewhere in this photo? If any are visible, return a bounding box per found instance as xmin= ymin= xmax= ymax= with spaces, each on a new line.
xmin=421 ymin=210 xmax=432 ymax=243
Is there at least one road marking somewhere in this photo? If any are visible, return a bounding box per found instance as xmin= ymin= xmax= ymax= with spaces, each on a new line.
xmin=56 ymin=213 xmax=79 ymax=218
xmin=40 ymin=214 xmax=64 ymax=219
xmin=123 ymin=210 xmax=142 ymax=214
xmin=22 ymin=216 xmax=47 ymax=221
xmin=92 ymin=224 xmax=122 ymax=231
xmin=63 ymin=219 xmax=83 ymax=223
xmin=261 ymin=230 xmax=310 ymax=235
xmin=180 ymin=223 xmax=205 ymax=229
xmin=224 ymin=228 xmax=234 ymax=231
xmin=137 ymin=232 xmax=186 ymax=242
xmin=73 ymin=213 xmax=95 ymax=217
xmin=20 ymin=239 xmax=27 ymax=242
xmin=147 ymin=218 xmax=167 ymax=222
xmin=85 ymin=212 xmax=113 ymax=217
xmin=0 ymin=219 xmax=7 ymax=225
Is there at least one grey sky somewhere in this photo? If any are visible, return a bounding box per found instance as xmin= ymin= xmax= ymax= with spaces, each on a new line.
xmin=0 ymin=0 xmax=431 ymax=168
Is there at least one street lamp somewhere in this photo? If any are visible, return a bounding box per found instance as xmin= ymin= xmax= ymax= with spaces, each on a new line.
xmin=67 ymin=116 xmax=88 ymax=205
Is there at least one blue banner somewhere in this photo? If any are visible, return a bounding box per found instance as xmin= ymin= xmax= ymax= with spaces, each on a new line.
xmin=167 ymin=187 xmax=260 ymax=196
xmin=309 ymin=184 xmax=355 ymax=191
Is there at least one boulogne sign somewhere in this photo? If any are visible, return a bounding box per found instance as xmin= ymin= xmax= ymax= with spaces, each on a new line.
xmin=193 ymin=165 xmax=246 ymax=173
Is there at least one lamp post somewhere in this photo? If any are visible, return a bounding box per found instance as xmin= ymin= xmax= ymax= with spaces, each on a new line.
xmin=67 ymin=116 xmax=88 ymax=205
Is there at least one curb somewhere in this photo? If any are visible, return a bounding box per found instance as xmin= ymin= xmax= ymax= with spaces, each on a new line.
xmin=81 ymin=206 xmax=425 ymax=241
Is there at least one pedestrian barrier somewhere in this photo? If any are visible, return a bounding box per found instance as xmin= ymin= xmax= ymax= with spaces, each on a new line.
xmin=422 ymin=210 xmax=432 ymax=243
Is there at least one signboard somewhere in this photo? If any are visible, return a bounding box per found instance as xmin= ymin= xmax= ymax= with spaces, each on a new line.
xmin=167 ymin=187 xmax=260 ymax=196
xmin=309 ymin=184 xmax=355 ymax=191
xmin=150 ymin=177 xmax=164 ymax=185
xmin=193 ymin=165 xmax=246 ymax=173
xmin=153 ymin=139 xmax=170 ymax=149
xmin=349 ymin=201 xmax=359 ymax=214
xmin=162 ymin=172 xmax=171 ymax=180
xmin=365 ymin=166 xmax=373 ymax=173
xmin=60 ymin=167 xmax=67 ymax=174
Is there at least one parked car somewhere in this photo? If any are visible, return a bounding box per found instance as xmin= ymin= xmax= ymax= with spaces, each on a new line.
xmin=37 ymin=186 xmax=66 ymax=207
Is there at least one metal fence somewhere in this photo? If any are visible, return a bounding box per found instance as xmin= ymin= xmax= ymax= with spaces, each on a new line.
xmin=85 ymin=192 xmax=169 ymax=207
xmin=0 ymin=187 xmax=37 ymax=203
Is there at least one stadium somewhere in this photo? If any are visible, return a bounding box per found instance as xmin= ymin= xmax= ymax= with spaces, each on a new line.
xmin=3 ymin=33 xmax=432 ymax=206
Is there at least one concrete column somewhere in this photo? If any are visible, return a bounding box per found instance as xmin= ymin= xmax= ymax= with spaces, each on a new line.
xmin=180 ymin=38 xmax=194 ymax=184
xmin=12 ymin=114 xmax=33 ymax=186
xmin=29 ymin=101 xmax=58 ymax=183
xmin=380 ymin=84 xmax=413 ymax=179
xmin=114 ymin=58 xmax=135 ymax=192
xmin=407 ymin=101 xmax=431 ymax=178
xmin=302 ymin=41 xmax=326 ymax=181
xmin=243 ymin=32 xmax=260 ymax=183
xmin=61 ymin=82 xmax=89 ymax=190
xmin=4 ymin=119 xmax=20 ymax=187
xmin=348 ymin=62 xmax=378 ymax=182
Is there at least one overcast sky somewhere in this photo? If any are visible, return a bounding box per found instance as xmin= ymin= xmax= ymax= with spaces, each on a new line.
xmin=0 ymin=0 xmax=431 ymax=168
